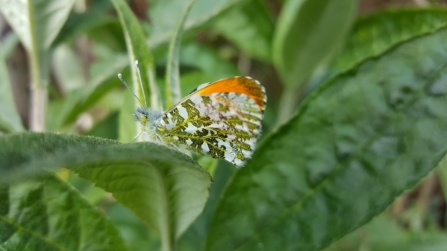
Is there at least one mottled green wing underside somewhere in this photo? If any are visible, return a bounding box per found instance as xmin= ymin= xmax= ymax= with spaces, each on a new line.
xmin=156 ymin=92 xmax=263 ymax=167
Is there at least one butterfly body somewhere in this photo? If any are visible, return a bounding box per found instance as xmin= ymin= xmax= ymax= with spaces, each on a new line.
xmin=134 ymin=76 xmax=266 ymax=167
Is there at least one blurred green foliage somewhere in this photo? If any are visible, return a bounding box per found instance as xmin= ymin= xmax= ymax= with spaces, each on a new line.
xmin=2 ymin=0 xmax=447 ymax=250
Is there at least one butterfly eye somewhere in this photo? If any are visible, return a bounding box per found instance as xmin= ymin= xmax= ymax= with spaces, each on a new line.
xmin=134 ymin=108 xmax=150 ymax=126
xmin=140 ymin=115 xmax=148 ymax=125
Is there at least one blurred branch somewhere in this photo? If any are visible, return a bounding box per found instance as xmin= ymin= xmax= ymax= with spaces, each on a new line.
xmin=416 ymin=173 xmax=437 ymax=215
xmin=392 ymin=193 xmax=409 ymax=216
xmin=413 ymin=0 xmax=429 ymax=7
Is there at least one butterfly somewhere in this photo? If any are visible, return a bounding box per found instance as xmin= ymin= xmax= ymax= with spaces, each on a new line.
xmin=119 ymin=62 xmax=266 ymax=167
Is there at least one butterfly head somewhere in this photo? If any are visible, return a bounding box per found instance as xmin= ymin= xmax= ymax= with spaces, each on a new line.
xmin=134 ymin=107 xmax=162 ymax=127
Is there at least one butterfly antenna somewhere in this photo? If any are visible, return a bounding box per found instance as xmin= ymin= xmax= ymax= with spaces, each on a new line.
xmin=135 ymin=61 xmax=148 ymax=107
xmin=129 ymin=130 xmax=143 ymax=143
xmin=117 ymin=73 xmax=144 ymax=106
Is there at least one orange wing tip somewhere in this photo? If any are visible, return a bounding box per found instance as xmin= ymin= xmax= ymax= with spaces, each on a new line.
xmin=198 ymin=76 xmax=267 ymax=111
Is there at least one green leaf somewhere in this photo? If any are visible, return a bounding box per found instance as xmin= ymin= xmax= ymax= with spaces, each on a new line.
xmin=111 ymin=0 xmax=162 ymax=112
xmin=333 ymin=7 xmax=447 ymax=74
xmin=1 ymin=33 xmax=19 ymax=58
xmin=325 ymin=215 xmax=405 ymax=251
xmin=107 ymin=202 xmax=161 ymax=250
xmin=0 ymin=133 xmax=117 ymax=181
xmin=86 ymin=111 xmax=119 ymax=140
xmin=0 ymin=133 xmax=212 ymax=251
xmin=119 ymin=92 xmax=137 ymax=142
xmin=273 ymin=0 xmax=358 ymax=89
xmin=326 ymin=214 xmax=447 ymax=251
xmin=179 ymin=42 xmax=239 ymax=79
xmin=0 ymin=0 xmax=75 ymax=131
xmin=49 ymin=54 xmax=128 ymax=131
xmin=0 ymin=0 xmax=75 ymax=90
xmin=0 ymin=37 xmax=24 ymax=133
xmin=273 ymin=0 xmax=358 ymax=123
xmin=84 ymin=18 xmax=127 ymax=54
xmin=205 ymin=25 xmax=447 ymax=251
xmin=165 ymin=0 xmax=196 ymax=108
xmin=54 ymin=4 xmax=118 ymax=46
xmin=196 ymin=156 xmax=218 ymax=177
xmin=70 ymin=144 xmax=212 ymax=250
xmin=0 ymin=0 xmax=75 ymax=51
xmin=179 ymin=71 xmax=214 ymax=97
xmin=0 ymin=0 xmax=76 ymax=130
xmin=52 ymin=44 xmax=86 ymax=92
xmin=213 ymin=0 xmax=274 ymax=62
xmin=0 ymin=175 xmax=127 ymax=251
xmin=178 ymin=162 xmax=234 ymax=251
xmin=148 ymin=0 xmax=246 ymax=50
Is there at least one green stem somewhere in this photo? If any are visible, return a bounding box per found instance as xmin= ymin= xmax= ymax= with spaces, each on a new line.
xmin=165 ymin=0 xmax=196 ymax=108
xmin=28 ymin=0 xmax=48 ymax=131
xmin=29 ymin=88 xmax=47 ymax=131
xmin=28 ymin=44 xmax=48 ymax=132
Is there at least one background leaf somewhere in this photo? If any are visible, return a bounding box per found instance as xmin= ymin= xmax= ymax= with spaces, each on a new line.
xmin=119 ymin=92 xmax=138 ymax=142
xmin=111 ymin=0 xmax=162 ymax=112
xmin=178 ymin=162 xmax=234 ymax=251
xmin=326 ymin=214 xmax=447 ymax=251
xmin=0 ymin=36 xmax=24 ymax=133
xmin=0 ymin=0 xmax=76 ymax=89
xmin=0 ymin=133 xmax=118 ymax=181
xmin=213 ymin=0 xmax=274 ymax=63
xmin=50 ymin=54 xmax=128 ymax=131
xmin=52 ymin=43 xmax=87 ymax=92
xmin=0 ymin=0 xmax=76 ymax=130
xmin=0 ymin=132 xmax=212 ymax=251
xmin=273 ymin=0 xmax=358 ymax=89
xmin=206 ymin=25 xmax=447 ymax=251
xmin=333 ymin=7 xmax=447 ymax=74
xmin=0 ymin=175 xmax=127 ymax=251
xmin=179 ymin=42 xmax=239 ymax=79
xmin=165 ymin=0 xmax=196 ymax=108
xmin=54 ymin=1 xmax=119 ymax=46
xmin=69 ymin=143 xmax=212 ymax=250
xmin=0 ymin=0 xmax=75 ymax=50
xmin=147 ymin=0 xmax=247 ymax=50
xmin=107 ymin=202 xmax=161 ymax=250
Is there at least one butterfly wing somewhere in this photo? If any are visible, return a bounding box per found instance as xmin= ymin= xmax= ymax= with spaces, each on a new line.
xmin=155 ymin=76 xmax=266 ymax=167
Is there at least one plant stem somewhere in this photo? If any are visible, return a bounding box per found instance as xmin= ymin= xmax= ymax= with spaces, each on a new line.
xmin=28 ymin=1 xmax=48 ymax=131
xmin=28 ymin=49 xmax=48 ymax=131
xmin=29 ymin=88 xmax=47 ymax=131
xmin=28 ymin=46 xmax=48 ymax=132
